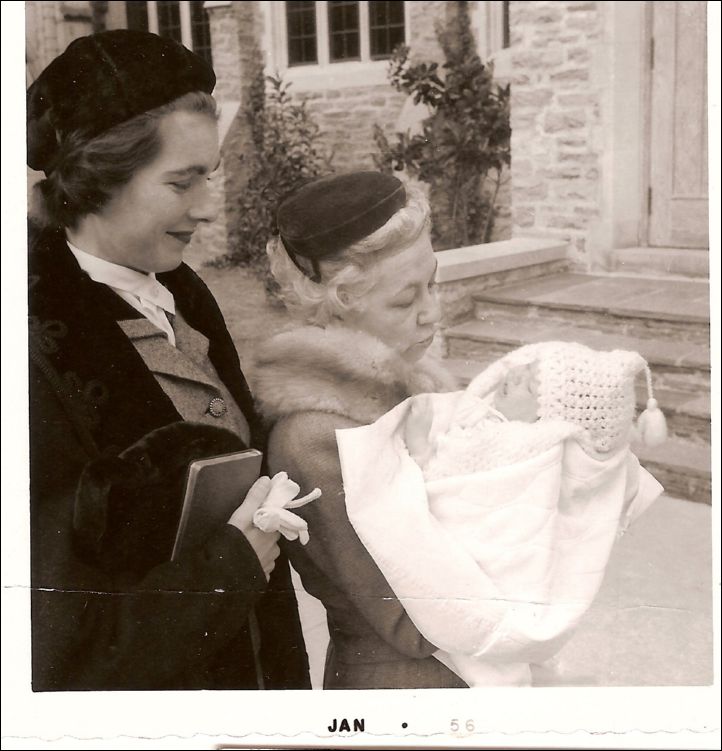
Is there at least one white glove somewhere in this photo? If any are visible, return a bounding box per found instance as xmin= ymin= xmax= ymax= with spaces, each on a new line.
xmin=252 ymin=472 xmax=321 ymax=544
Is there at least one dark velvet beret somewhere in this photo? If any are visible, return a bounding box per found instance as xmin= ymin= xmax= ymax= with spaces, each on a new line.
xmin=277 ymin=172 xmax=407 ymax=279
xmin=27 ymin=30 xmax=216 ymax=174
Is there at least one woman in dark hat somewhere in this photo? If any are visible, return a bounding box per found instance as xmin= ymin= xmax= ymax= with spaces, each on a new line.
xmin=27 ymin=30 xmax=309 ymax=691
xmin=251 ymin=172 xmax=468 ymax=689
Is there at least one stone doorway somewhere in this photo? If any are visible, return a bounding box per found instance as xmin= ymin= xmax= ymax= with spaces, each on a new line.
xmin=647 ymin=1 xmax=709 ymax=250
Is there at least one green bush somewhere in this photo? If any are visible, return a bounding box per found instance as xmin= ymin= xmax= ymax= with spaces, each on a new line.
xmin=219 ymin=68 xmax=331 ymax=293
xmin=374 ymin=1 xmax=511 ymax=250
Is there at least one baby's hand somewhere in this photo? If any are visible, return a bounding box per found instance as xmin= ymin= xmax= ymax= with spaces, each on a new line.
xmin=493 ymin=364 xmax=539 ymax=422
xmin=404 ymin=395 xmax=435 ymax=466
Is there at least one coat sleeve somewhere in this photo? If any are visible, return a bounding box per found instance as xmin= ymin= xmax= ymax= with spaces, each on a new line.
xmin=30 ymin=369 xmax=267 ymax=690
xmin=267 ymin=411 xmax=438 ymax=660
xmin=33 ymin=489 xmax=268 ymax=690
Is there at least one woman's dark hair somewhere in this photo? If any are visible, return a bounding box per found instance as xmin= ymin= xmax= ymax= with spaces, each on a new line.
xmin=30 ymin=91 xmax=217 ymax=229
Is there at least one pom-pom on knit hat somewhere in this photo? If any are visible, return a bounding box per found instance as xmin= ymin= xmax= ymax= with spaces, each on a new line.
xmin=27 ymin=30 xmax=216 ymax=175
xmin=465 ymin=341 xmax=667 ymax=455
xmin=276 ymin=171 xmax=407 ymax=282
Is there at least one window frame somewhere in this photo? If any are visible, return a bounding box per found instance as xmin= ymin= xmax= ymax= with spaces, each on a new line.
xmin=368 ymin=0 xmax=407 ymax=61
xmin=285 ymin=0 xmax=320 ymax=66
xmin=473 ymin=0 xmax=511 ymax=79
xmin=327 ymin=0 xmax=362 ymax=63
xmin=268 ymin=1 xmax=410 ymax=89
xmin=140 ymin=1 xmax=210 ymax=60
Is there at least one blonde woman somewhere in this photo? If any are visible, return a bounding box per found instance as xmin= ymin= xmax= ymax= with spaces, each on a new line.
xmin=252 ymin=172 xmax=465 ymax=689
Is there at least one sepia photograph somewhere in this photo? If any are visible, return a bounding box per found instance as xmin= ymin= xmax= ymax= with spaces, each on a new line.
xmin=2 ymin=0 xmax=720 ymax=747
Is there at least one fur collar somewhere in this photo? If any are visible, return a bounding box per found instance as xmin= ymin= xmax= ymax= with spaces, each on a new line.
xmin=250 ymin=324 xmax=457 ymax=426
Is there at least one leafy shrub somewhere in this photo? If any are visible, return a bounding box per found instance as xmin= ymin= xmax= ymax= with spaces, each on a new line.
xmin=219 ymin=67 xmax=331 ymax=293
xmin=374 ymin=1 xmax=511 ymax=249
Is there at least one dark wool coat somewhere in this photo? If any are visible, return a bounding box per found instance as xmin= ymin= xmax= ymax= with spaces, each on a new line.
xmin=28 ymin=226 xmax=310 ymax=691
xmin=251 ymin=325 xmax=469 ymax=690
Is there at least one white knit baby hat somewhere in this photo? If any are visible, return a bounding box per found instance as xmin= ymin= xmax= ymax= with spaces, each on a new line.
xmin=466 ymin=341 xmax=667 ymax=455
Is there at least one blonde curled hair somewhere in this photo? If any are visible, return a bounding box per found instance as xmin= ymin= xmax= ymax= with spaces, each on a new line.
xmin=267 ymin=181 xmax=431 ymax=326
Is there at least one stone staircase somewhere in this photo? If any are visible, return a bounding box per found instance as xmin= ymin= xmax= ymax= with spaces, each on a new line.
xmin=440 ymin=271 xmax=712 ymax=504
xmin=608 ymin=246 xmax=710 ymax=280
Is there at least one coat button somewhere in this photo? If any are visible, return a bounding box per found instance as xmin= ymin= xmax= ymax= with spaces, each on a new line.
xmin=208 ymin=397 xmax=227 ymax=418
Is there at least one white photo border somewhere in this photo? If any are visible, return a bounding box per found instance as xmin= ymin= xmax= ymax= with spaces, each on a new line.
xmin=2 ymin=1 xmax=720 ymax=748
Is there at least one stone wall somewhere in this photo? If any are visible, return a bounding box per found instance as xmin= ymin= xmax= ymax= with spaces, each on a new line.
xmin=189 ymin=0 xmax=455 ymax=264
xmin=301 ymin=86 xmax=406 ymax=171
xmin=290 ymin=0 xmax=511 ymax=241
xmin=407 ymin=0 xmax=450 ymax=61
xmin=509 ymin=0 xmax=604 ymax=267
xmin=289 ymin=0 xmax=451 ymax=172
xmin=25 ymin=1 xmax=93 ymax=83
xmin=186 ymin=1 xmax=264 ymax=268
xmin=489 ymin=170 xmax=512 ymax=243
xmin=190 ymin=0 xmax=514 ymax=266
xmin=25 ymin=2 xmax=96 ymax=204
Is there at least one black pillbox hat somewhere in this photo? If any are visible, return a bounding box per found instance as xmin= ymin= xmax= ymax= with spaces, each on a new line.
xmin=27 ymin=29 xmax=216 ymax=174
xmin=277 ymin=172 xmax=407 ymax=280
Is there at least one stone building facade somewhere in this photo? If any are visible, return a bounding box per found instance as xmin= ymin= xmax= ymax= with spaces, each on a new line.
xmin=509 ymin=1 xmax=604 ymax=266
xmin=24 ymin=1 xmax=708 ymax=274
xmin=25 ymin=1 xmax=96 ymax=82
xmin=269 ymin=1 xmax=450 ymax=173
xmin=201 ymin=0 xmax=514 ymax=263
xmin=509 ymin=1 xmax=709 ymax=271
xmin=24 ymin=1 xmax=513 ymax=266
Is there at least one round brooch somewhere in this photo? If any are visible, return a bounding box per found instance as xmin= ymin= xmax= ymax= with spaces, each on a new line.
xmin=208 ymin=397 xmax=227 ymax=418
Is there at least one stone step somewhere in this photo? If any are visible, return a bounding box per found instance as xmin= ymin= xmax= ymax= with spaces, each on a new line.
xmin=640 ymin=388 xmax=711 ymax=446
xmin=632 ymin=439 xmax=711 ymax=505
xmin=436 ymin=238 xmax=571 ymax=325
xmin=444 ymin=318 xmax=710 ymax=394
xmin=472 ymin=273 xmax=710 ymax=344
xmin=444 ymin=358 xmax=711 ymax=446
xmin=441 ymin=359 xmax=710 ymax=504
xmin=608 ymin=247 xmax=710 ymax=279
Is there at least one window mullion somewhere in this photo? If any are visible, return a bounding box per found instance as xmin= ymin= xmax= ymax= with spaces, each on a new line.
xmin=317 ymin=1 xmax=330 ymax=65
xmin=147 ymin=0 xmax=159 ymax=34
xmin=179 ymin=1 xmax=193 ymax=49
xmin=278 ymin=2 xmax=290 ymax=70
xmin=359 ymin=0 xmax=370 ymax=62
xmin=490 ymin=1 xmax=503 ymax=56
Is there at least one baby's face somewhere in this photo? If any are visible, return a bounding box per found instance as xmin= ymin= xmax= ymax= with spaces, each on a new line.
xmin=493 ymin=364 xmax=539 ymax=422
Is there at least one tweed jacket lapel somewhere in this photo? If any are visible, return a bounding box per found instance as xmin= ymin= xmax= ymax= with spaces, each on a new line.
xmin=117 ymin=318 xmax=219 ymax=390
xmin=158 ymin=260 xmax=259 ymax=439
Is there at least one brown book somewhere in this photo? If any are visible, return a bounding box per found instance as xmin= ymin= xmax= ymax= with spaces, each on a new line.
xmin=171 ymin=448 xmax=263 ymax=561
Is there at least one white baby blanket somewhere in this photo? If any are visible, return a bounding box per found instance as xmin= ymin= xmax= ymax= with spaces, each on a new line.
xmin=337 ymin=391 xmax=663 ymax=687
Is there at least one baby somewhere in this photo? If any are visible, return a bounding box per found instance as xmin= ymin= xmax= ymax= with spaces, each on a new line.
xmin=405 ymin=362 xmax=541 ymax=476
xmin=404 ymin=341 xmax=667 ymax=483
xmin=338 ymin=340 xmax=667 ymax=686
